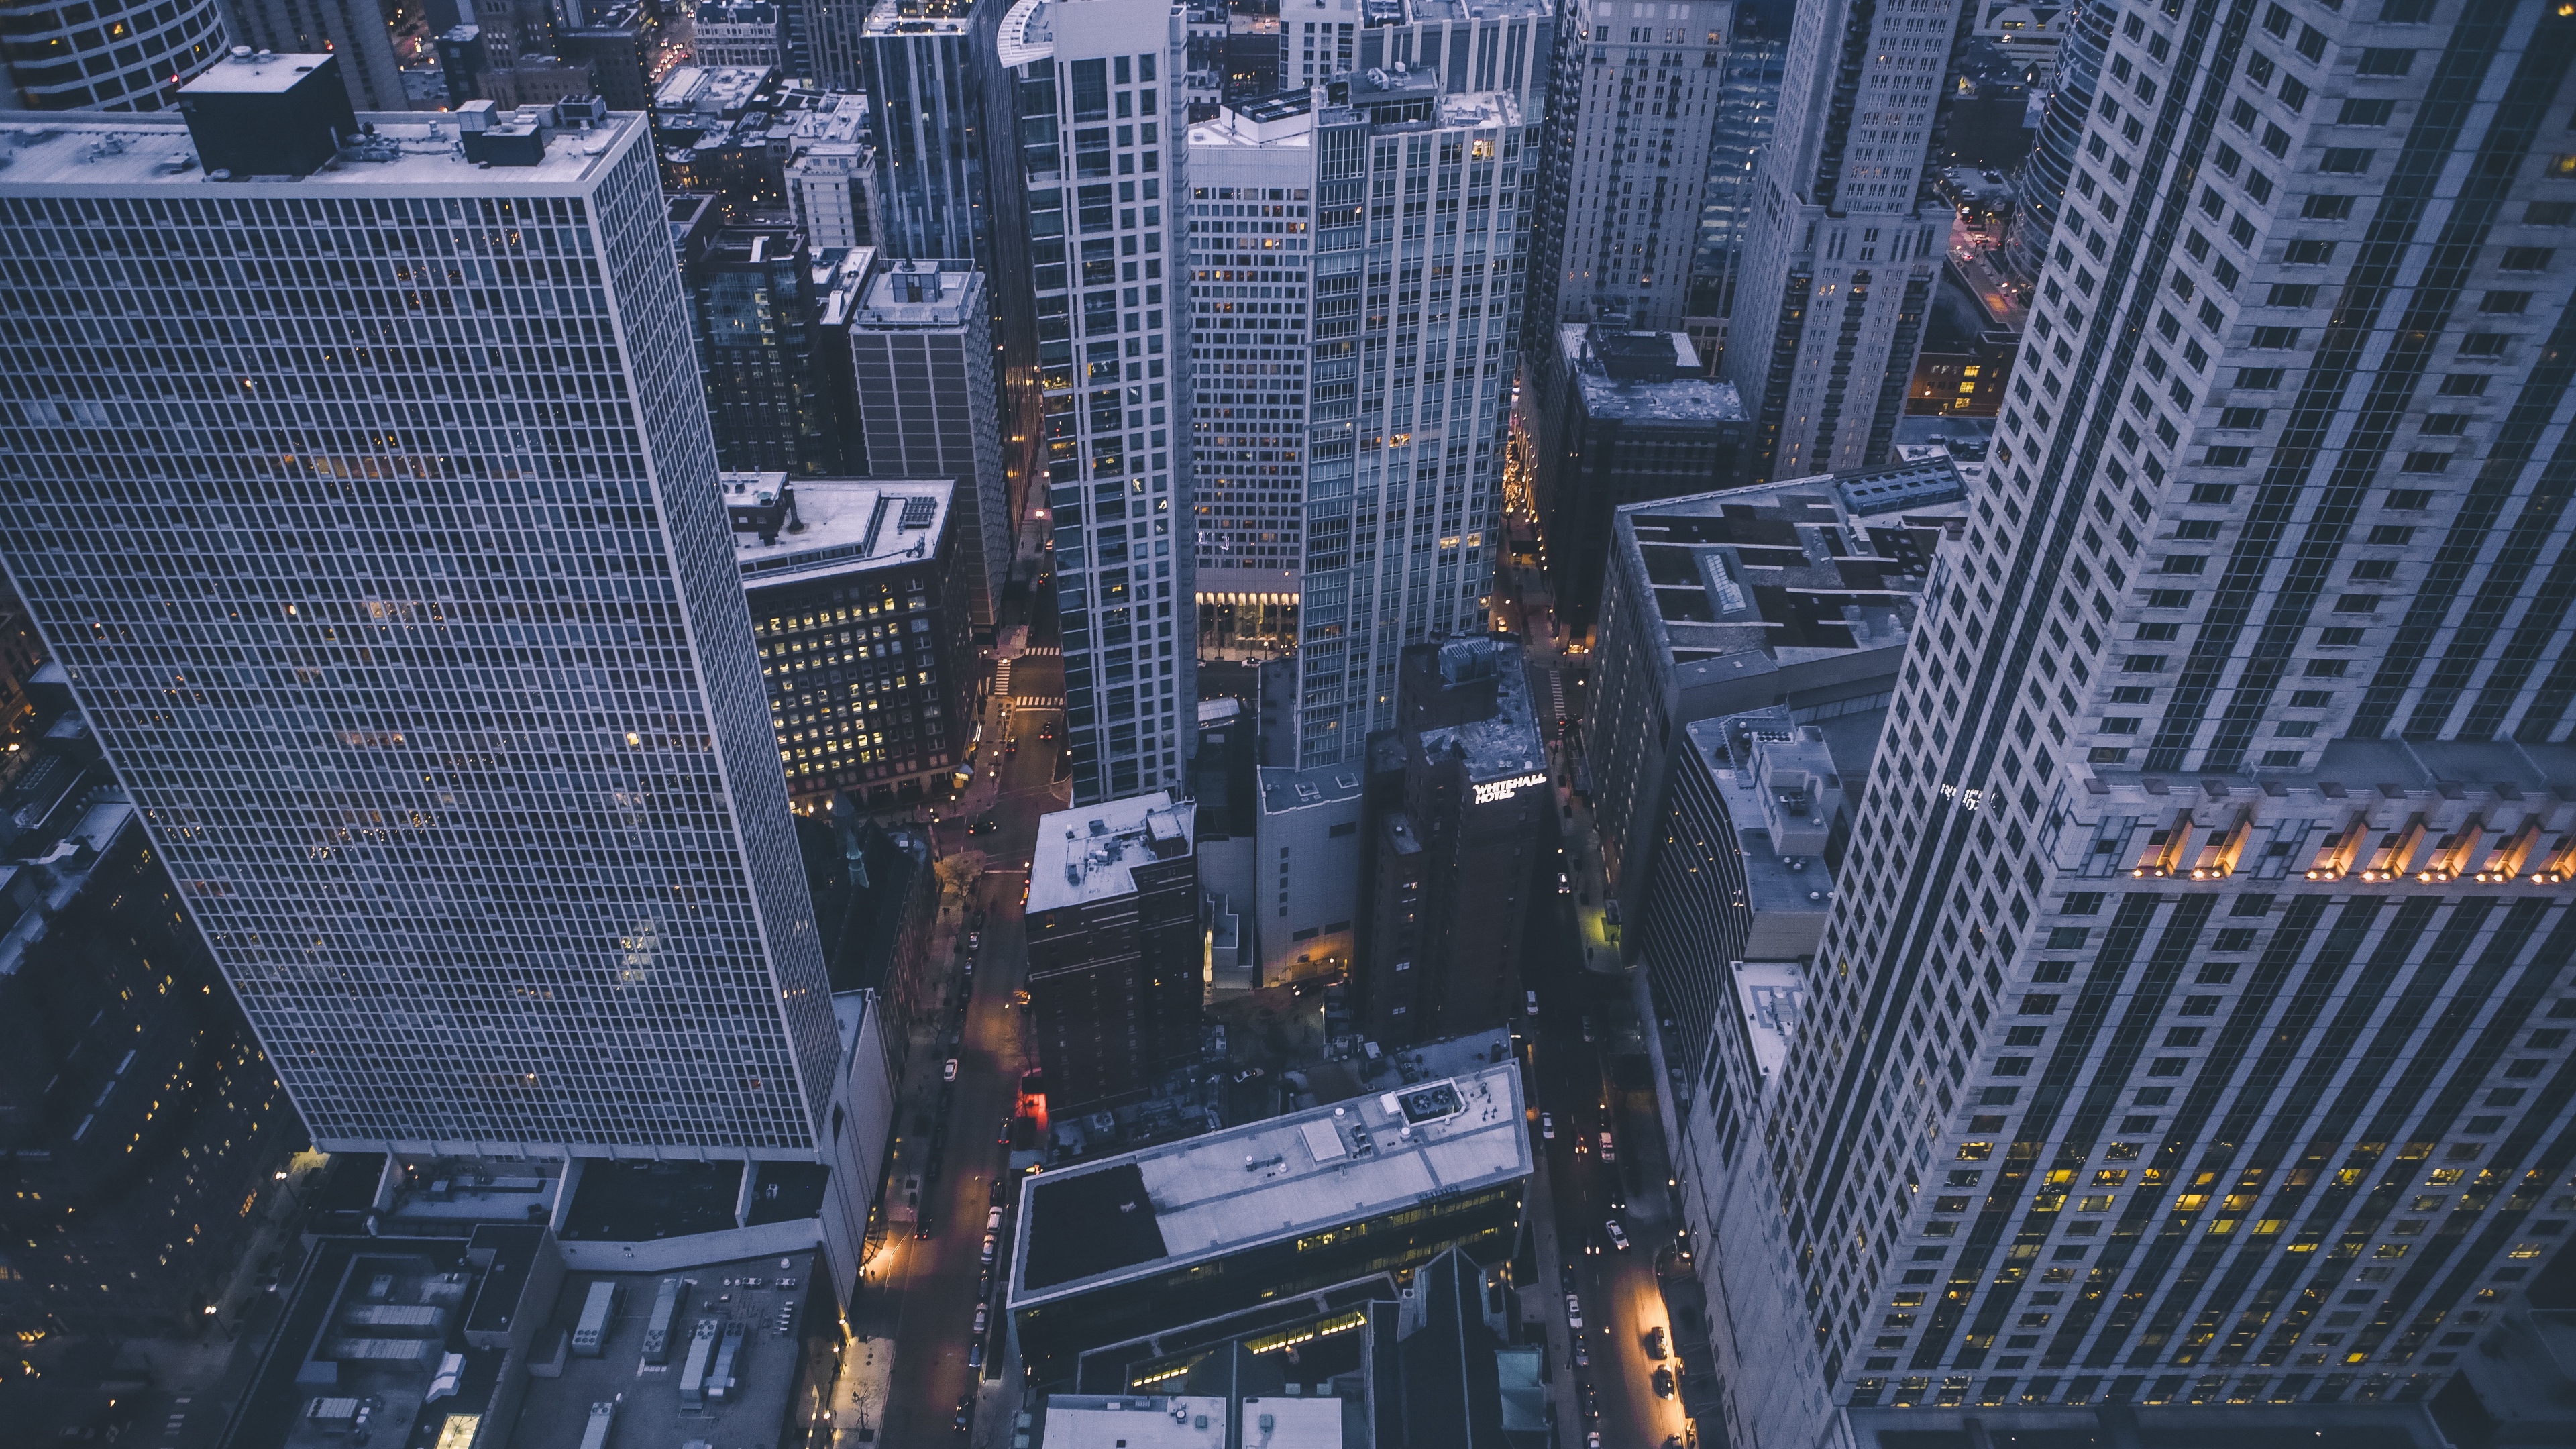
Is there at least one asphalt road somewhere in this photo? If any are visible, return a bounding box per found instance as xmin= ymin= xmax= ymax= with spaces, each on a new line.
xmin=867 ymin=606 xmax=1073 ymax=1443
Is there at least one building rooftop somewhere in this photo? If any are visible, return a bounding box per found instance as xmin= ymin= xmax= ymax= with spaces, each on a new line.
xmin=998 ymin=0 xmax=1053 ymax=67
xmin=866 ymin=0 xmax=980 ymax=33
xmin=1615 ymin=464 xmax=1965 ymax=680
xmin=1029 ymin=791 xmax=1199 ymax=913
xmin=1727 ymin=959 xmax=1807 ymax=1086
xmin=1040 ymin=1395 xmax=1230 ymax=1448
xmin=1844 ymin=1402 xmax=2449 ymax=1448
xmin=508 ymin=1252 xmax=814 ymax=1449
xmin=723 ymin=476 xmax=954 ymax=589
xmin=1010 ymin=1061 xmax=1529 ymax=1310
xmin=652 ymin=63 xmax=774 ymax=113
xmin=0 ymin=107 xmax=643 ymax=191
xmin=1191 ymin=94 xmax=1318 ymax=149
xmin=1682 ymin=715 xmax=1843 ymax=922
xmin=1558 ymin=324 xmax=1744 ymax=424
xmin=1406 ymin=637 xmax=1545 ymax=788
xmin=1258 ymin=763 xmax=1366 ymax=818
xmin=855 ymin=261 xmax=983 ymax=327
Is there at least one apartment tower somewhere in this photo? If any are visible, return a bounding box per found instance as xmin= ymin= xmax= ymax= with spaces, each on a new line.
xmin=1007 ymin=0 xmax=1198 ymax=803
xmin=1686 ymin=5 xmax=2576 ymax=1444
xmin=0 ymin=58 xmax=841 ymax=1163
xmin=1719 ymin=0 xmax=1957 ymax=482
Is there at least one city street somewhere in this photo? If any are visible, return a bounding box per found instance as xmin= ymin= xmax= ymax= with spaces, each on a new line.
xmin=851 ymin=580 xmax=1069 ymax=1445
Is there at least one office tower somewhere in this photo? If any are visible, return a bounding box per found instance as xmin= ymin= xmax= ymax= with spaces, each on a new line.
xmin=786 ymin=97 xmax=888 ymax=250
xmin=2001 ymin=0 xmax=2113 ymax=282
xmin=0 ymin=0 xmax=229 ymax=112
xmin=1183 ymin=71 xmax=1525 ymax=773
xmin=846 ymin=262 xmax=1012 ymax=631
xmin=726 ymin=475 xmax=971 ymax=806
xmin=1524 ymin=323 xmax=1746 ymax=637
xmin=1010 ymin=0 xmax=1197 ymax=804
xmin=1281 ymin=0 xmax=1553 ymax=123
xmin=225 ymin=0 xmax=410 ymax=112
xmin=1684 ymin=0 xmax=1793 ymax=369
xmin=695 ymin=0 xmax=790 ymax=66
xmin=1008 ymin=1055 xmax=1529 ymax=1387
xmin=1357 ymin=637 xmax=1545 ymax=1047
xmin=0 ymin=716 xmax=301 ymax=1341
xmin=1181 ymin=92 xmax=1316 ymax=630
xmin=691 ymin=224 xmax=856 ymax=476
xmin=558 ymin=0 xmax=661 ymax=109
xmin=1683 ymin=7 xmax=2576 ymax=1442
xmin=0 ymin=58 xmax=839 ymax=1162
xmin=1528 ymin=0 xmax=1728 ymax=334
xmin=1252 ymin=761 xmax=1365 ymax=985
xmin=1719 ymin=0 xmax=1954 ymax=484
xmin=1585 ymin=461 xmax=1956 ymax=940
xmin=1024 ymin=791 xmax=1202 ymax=1114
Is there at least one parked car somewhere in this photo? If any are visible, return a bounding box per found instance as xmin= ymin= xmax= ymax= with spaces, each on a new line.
xmin=915 ymin=1214 xmax=935 ymax=1240
xmin=1605 ymin=1219 xmax=1630 ymax=1252
xmin=1558 ymin=871 xmax=1571 ymax=894
xmin=953 ymin=1394 xmax=973 ymax=1432
xmin=1525 ymin=989 xmax=1540 ymax=1016
xmin=1646 ymin=1326 xmax=1668 ymax=1360
xmin=1565 ymin=1294 xmax=1582 ymax=1330
xmin=1572 ymin=1338 xmax=1589 ymax=1368
xmin=1540 ymin=1112 xmax=1555 ymax=1140
xmin=981 ymin=1233 xmax=998 ymax=1266
xmin=987 ymin=1206 xmax=1006 ymax=1232
xmin=943 ymin=1058 xmax=959 ymax=1083
xmin=1652 ymin=1366 xmax=1676 ymax=1399
xmin=967 ymin=931 xmax=982 ymax=953
xmin=968 ymin=1340 xmax=985 ymax=1369
xmin=973 ymin=1303 xmax=989 ymax=1336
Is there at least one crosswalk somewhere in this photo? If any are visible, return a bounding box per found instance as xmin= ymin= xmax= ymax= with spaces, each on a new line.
xmin=993 ymin=658 xmax=1013 ymax=700
xmin=1013 ymin=695 xmax=1065 ymax=710
xmin=1020 ymin=645 xmax=1062 ymax=657
xmin=1546 ymin=668 xmax=1568 ymax=727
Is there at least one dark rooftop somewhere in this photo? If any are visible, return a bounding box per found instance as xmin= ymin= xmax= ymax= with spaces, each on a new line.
xmin=561 ymin=1159 xmax=744 ymax=1242
xmin=1022 ymin=1163 xmax=1168 ymax=1292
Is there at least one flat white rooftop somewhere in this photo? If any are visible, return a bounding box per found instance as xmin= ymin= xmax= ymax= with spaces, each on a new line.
xmin=1040 ymin=1395 xmax=1228 ymax=1448
xmin=0 ymin=109 xmax=644 ymax=191
xmin=1027 ymin=791 xmax=1197 ymax=914
xmin=1010 ymin=1061 xmax=1529 ymax=1309
xmin=727 ymin=477 xmax=953 ymax=588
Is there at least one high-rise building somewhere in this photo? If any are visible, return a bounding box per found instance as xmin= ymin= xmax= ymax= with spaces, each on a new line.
xmin=1686 ymin=7 xmax=2576 ymax=1442
xmin=0 ymin=59 xmax=839 ymax=1164
xmin=691 ymin=223 xmax=857 ymax=476
xmin=695 ymin=0 xmax=790 ymax=66
xmin=1184 ymin=70 xmax=1527 ymax=773
xmin=1008 ymin=0 xmax=1197 ymax=804
xmin=845 ymin=261 xmax=1013 ymax=631
xmin=1279 ymin=0 xmax=1554 ymax=121
xmin=225 ymin=0 xmax=411 ymax=113
xmin=1683 ymin=0 xmax=1793 ymax=368
xmin=726 ymin=475 xmax=972 ymax=807
xmin=2000 ymin=0 xmax=2114 ymax=283
xmin=1356 ymin=637 xmax=1546 ymax=1047
xmin=1023 ymin=790 xmax=1203 ymax=1113
xmin=1718 ymin=0 xmax=1954 ymax=483
xmin=786 ymin=97 xmax=888 ymax=251
xmin=0 ymin=0 xmax=229 ymax=112
xmin=1523 ymin=323 xmax=1746 ymax=637
xmin=1527 ymin=0 xmax=1729 ymax=333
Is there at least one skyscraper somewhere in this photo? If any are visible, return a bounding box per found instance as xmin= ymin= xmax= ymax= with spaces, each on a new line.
xmin=225 ymin=0 xmax=411 ymax=113
xmin=0 ymin=58 xmax=839 ymax=1162
xmin=1528 ymin=0 xmax=1729 ymax=333
xmin=1683 ymin=0 xmax=1792 ymax=366
xmin=0 ymin=0 xmax=230 ymax=112
xmin=1719 ymin=0 xmax=1954 ymax=482
xmin=1006 ymin=0 xmax=1197 ymax=804
xmin=690 ymin=223 xmax=853 ymax=476
xmin=1024 ymin=790 xmax=1202 ymax=1112
xmin=2000 ymin=0 xmax=2114 ymax=283
xmin=1682 ymin=5 xmax=2576 ymax=1442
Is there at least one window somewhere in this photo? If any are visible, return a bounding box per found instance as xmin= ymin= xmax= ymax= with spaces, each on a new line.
xmin=2219 ymin=407 xmax=2269 ymax=431
xmin=2290 ymin=690 xmax=2333 ymax=708
xmin=2137 ymin=623 xmax=2180 ymax=642
xmin=2481 ymin=291 xmax=2534 ymax=314
xmin=2182 ymin=996 xmax=2220 ymax=1015
xmin=2339 ymin=98 xmax=2393 ymax=127
xmin=2047 ymin=927 xmax=2090 ymax=949
xmin=2148 ymin=588 xmax=2195 ymax=608
xmin=2166 ymin=1027 xmax=2206 ymax=1047
xmin=2387 ymin=489 xmax=2434 ymax=510
xmin=2147 ymin=1057 xmax=2188 ymax=1077
xmin=2440 ymin=374 xmax=2491 ymax=396
xmin=2420 ymin=414 xmax=2469 ymax=436
xmin=2063 ymin=892 xmax=2106 ymax=914
xmin=2402 ymin=451 xmax=2453 ymax=474
xmin=2379 ymin=0 xmax=2434 ymax=18
xmin=1994 ymin=1057 xmax=2033 ymax=1077
xmin=2021 ymin=994 xmax=2063 ymax=1016
xmin=2250 ymin=325 xmax=2302 ymax=347
xmin=2306 ymin=659 xmax=2350 ymax=677
xmin=2177 ymin=519 xmax=2222 ymax=540
xmin=2502 ymin=248 xmax=2555 ymax=272
xmin=2528 ymin=201 xmax=2576 ymax=226
xmin=2284 ymin=239 xmax=2336 ymax=264
xmin=2101 ymin=716 xmax=2141 ymax=734
xmin=2112 ymin=686 xmax=2155 ymax=704
xmin=2295 ymin=25 xmax=2325 ymax=62
xmin=2193 ymin=485 xmax=2241 ymax=507
xmin=2089 ymin=746 xmax=2131 ymax=764
xmin=2318 ymin=149 xmax=2375 ymax=175
xmin=2230 ymin=98 xmax=2260 ymax=133
xmin=2277 ymin=720 xmax=2318 ymax=737
xmin=2261 ymin=3 xmax=2291 ymax=37
xmin=2336 ymin=594 xmax=2384 ymax=614
xmin=2303 ymin=194 xmax=2355 ymax=220
xmin=2459 ymin=333 xmax=2511 ymax=358
xmin=2319 ymin=627 xmax=2365 ymax=646
xmin=2357 ymin=48 xmax=2416 ymax=76
xmin=2204 ymin=446 xmax=2255 ymax=470
xmin=2236 ymin=367 xmax=2286 ymax=389
xmin=2123 ymin=655 xmax=2167 ymax=673
xmin=2267 ymin=284 xmax=2320 ymax=307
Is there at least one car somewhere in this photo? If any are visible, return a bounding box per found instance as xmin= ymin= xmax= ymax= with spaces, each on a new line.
xmin=978 ymin=1267 xmax=994 ymax=1297
xmin=943 ymin=1058 xmax=959 ymax=1083
xmin=1599 ymin=1131 xmax=1616 ymax=1162
xmin=1574 ymin=1134 xmax=1590 ymax=1155
xmin=967 ymin=931 xmax=981 ymax=953
xmin=1579 ymin=1379 xmax=1600 ymax=1419
xmin=972 ymin=908 xmax=988 ymax=930
xmin=1006 ymin=737 xmax=1020 ymax=755
xmin=973 ymin=1303 xmax=989 ymax=1336
xmin=1587 ymin=1436 xmax=1603 ymax=1449
xmin=981 ymin=1233 xmax=998 ymax=1266
xmin=1540 ymin=1112 xmax=1555 ymax=1140
xmin=1652 ymin=1366 xmax=1676 ymax=1399
xmin=915 ymin=1214 xmax=935 ymax=1240
xmin=1558 ymin=871 xmax=1571 ymax=894
xmin=1565 ymin=1294 xmax=1582 ymax=1329
xmin=1572 ymin=1338 xmax=1589 ymax=1368
xmin=1040 ymin=724 xmax=1057 ymax=741
xmin=1583 ymin=1230 xmax=1600 ymax=1256
xmin=1605 ymin=1219 xmax=1631 ymax=1252
xmin=967 ymin=1340 xmax=985 ymax=1369
xmin=1559 ymin=1263 xmax=1579 ymax=1293
xmin=1525 ymin=989 xmax=1540 ymax=1016
xmin=953 ymin=1393 xmax=973 ymax=1432
xmin=987 ymin=1205 xmax=1006 ymax=1232
xmin=1646 ymin=1326 xmax=1668 ymax=1360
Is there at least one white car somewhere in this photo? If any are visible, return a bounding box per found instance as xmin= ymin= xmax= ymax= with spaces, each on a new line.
xmin=1600 ymin=1130 xmax=1616 ymax=1162
xmin=981 ymin=1233 xmax=998 ymax=1266
xmin=1525 ymin=990 xmax=1540 ymax=1016
xmin=987 ymin=1205 xmax=1006 ymax=1232
xmin=1540 ymin=1112 xmax=1555 ymax=1140
xmin=1588 ymin=1436 xmax=1603 ymax=1449
xmin=943 ymin=1058 xmax=960 ymax=1083
xmin=972 ymin=1303 xmax=989 ymax=1336
xmin=1565 ymin=1293 xmax=1583 ymax=1330
xmin=1605 ymin=1219 xmax=1631 ymax=1252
